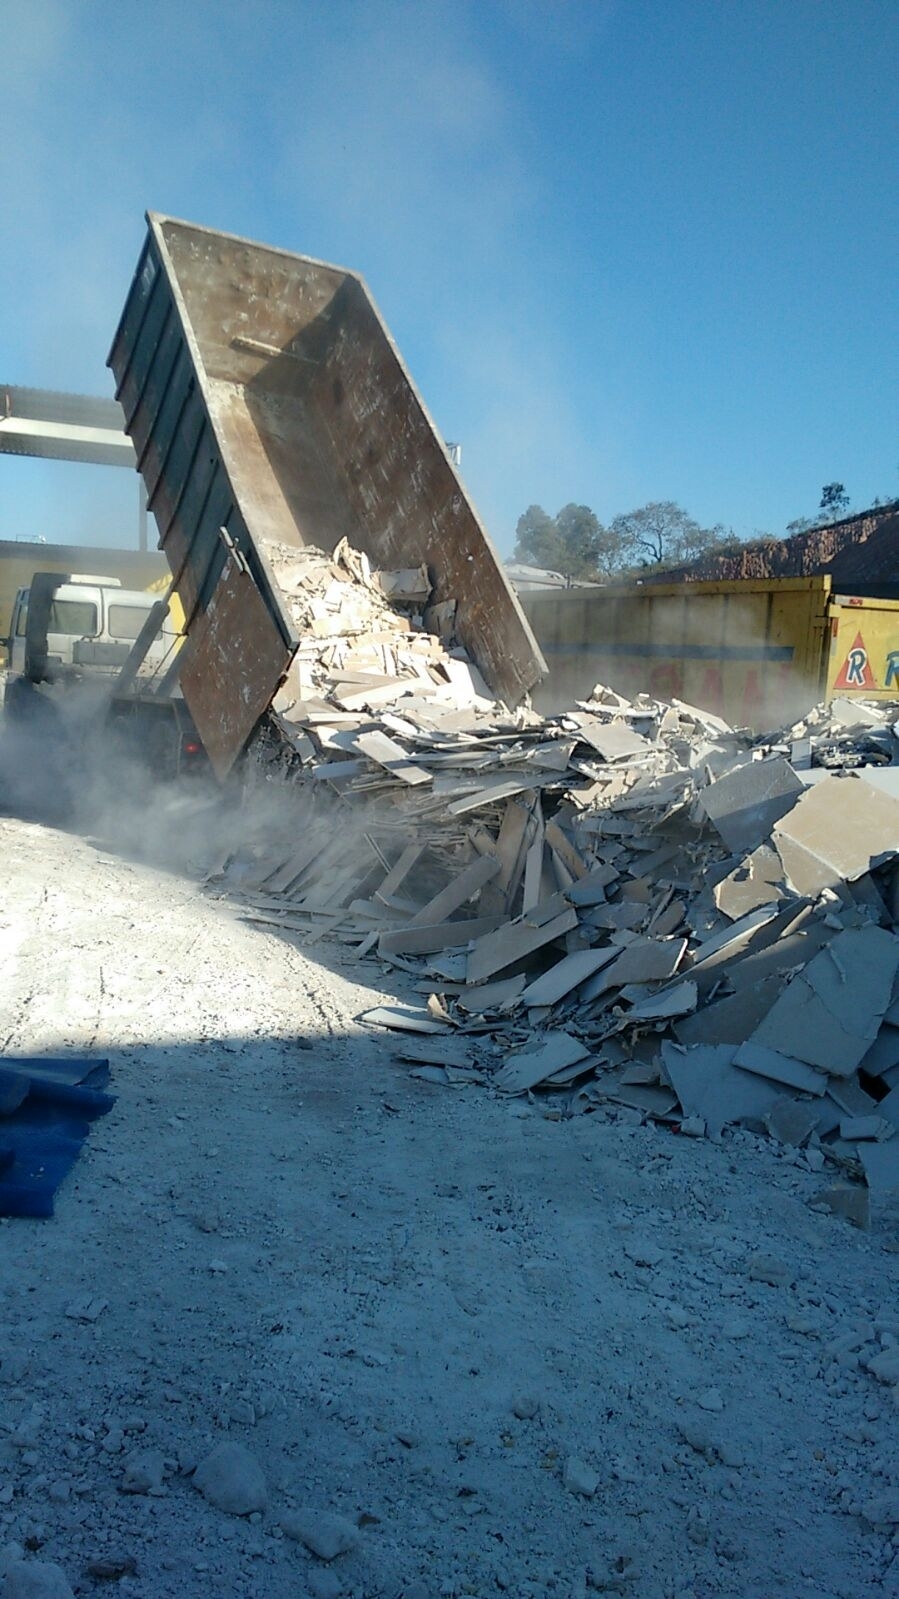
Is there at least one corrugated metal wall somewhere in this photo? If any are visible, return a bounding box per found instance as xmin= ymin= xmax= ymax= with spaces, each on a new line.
xmin=522 ymin=577 xmax=832 ymax=729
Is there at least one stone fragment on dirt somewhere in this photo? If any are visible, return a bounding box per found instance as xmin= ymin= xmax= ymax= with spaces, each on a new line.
xmin=120 ymin=1448 xmax=165 ymax=1495
xmin=1 ymin=1563 xmax=75 ymax=1599
xmin=281 ymin=1508 xmax=360 ymax=1560
xmin=563 ymin=1456 xmax=598 ymax=1496
xmin=192 ymin=1441 xmax=267 ymax=1515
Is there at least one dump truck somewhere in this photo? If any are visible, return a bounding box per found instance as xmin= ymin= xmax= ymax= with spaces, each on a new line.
xmin=108 ymin=214 xmax=545 ymax=780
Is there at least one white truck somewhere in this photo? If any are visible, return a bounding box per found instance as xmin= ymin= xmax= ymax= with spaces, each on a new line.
xmin=7 ymin=573 xmax=175 ymax=685
xmin=3 ymin=570 xmax=206 ymax=789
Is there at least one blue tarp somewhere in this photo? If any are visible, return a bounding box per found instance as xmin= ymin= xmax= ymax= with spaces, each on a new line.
xmin=0 ymin=1057 xmax=114 ymax=1218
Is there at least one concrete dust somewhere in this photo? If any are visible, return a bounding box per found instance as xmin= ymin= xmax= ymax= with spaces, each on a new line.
xmin=1 ymin=819 xmax=899 ymax=1599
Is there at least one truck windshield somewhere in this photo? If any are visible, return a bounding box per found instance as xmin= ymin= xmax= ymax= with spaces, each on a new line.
xmin=107 ymin=603 xmax=152 ymax=640
xmin=48 ymin=600 xmax=99 ymax=636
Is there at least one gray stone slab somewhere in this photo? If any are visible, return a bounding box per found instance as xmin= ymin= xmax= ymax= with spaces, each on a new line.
xmin=661 ymin=1041 xmax=783 ymax=1142
xmin=748 ymin=926 xmax=899 ymax=1078
xmin=519 ymin=946 xmax=618 ymax=1008
xmin=713 ymin=844 xmax=786 ymax=921
xmin=733 ymin=1041 xmax=828 ymax=1095
xmin=773 ymin=773 xmax=899 ymax=894
xmin=859 ymin=1140 xmax=899 ymax=1194
xmin=699 ymin=756 xmax=803 ymax=854
xmin=494 ymin=1032 xmax=591 ymax=1094
xmin=859 ymin=1024 xmax=899 ymax=1079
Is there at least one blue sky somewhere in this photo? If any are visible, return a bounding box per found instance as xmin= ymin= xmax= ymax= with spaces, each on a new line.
xmin=1 ymin=0 xmax=897 ymax=555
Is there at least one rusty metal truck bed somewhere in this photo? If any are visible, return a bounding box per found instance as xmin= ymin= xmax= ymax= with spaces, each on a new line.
xmin=109 ymin=214 xmax=544 ymax=774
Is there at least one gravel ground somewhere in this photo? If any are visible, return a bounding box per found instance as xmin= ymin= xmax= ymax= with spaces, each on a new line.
xmin=1 ymin=813 xmax=898 ymax=1599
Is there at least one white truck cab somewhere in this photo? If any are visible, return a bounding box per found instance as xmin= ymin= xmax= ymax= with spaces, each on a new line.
xmin=8 ymin=574 xmax=176 ymax=682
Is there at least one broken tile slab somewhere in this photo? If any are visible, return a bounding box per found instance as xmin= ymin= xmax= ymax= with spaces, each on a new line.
xmin=733 ymin=1042 xmax=828 ymax=1096
xmin=360 ymin=1005 xmax=450 ymax=1034
xmin=790 ymin=737 xmax=812 ymax=771
xmin=518 ymin=946 xmax=618 ymax=1009
xmin=378 ymin=917 xmax=507 ymax=956
xmin=772 ymin=773 xmax=899 ymax=894
xmin=573 ymin=716 xmax=651 ymax=762
xmin=748 ymin=926 xmax=899 ymax=1078
xmin=599 ymin=937 xmax=687 ymax=989
xmin=829 ymin=696 xmax=888 ymax=728
xmin=674 ymin=976 xmax=785 ymax=1048
xmin=825 ymin=1080 xmax=879 ymax=1118
xmin=545 ymin=820 xmax=588 ymax=881
xmin=466 ymin=906 xmax=579 ymax=985
xmin=858 ymin=1024 xmax=899 ymax=1079
xmin=839 ymin=1116 xmax=895 ymax=1141
xmin=723 ymin=912 xmax=833 ymax=993
xmin=439 ymin=655 xmax=495 ymax=707
xmin=446 ymin=774 xmax=547 ymax=816
xmin=493 ymin=798 xmax=538 ymax=906
xmin=648 ymin=898 xmax=686 ymax=937
xmin=661 ymin=1041 xmax=783 ymax=1142
xmin=522 ymin=837 xmax=546 ymax=913
xmin=765 ymin=1098 xmax=822 ymax=1146
xmin=394 ymin=1038 xmax=474 ymax=1068
xmin=543 ymin=1056 xmax=599 ymax=1088
xmin=426 ymin=952 xmax=468 ymax=981
xmin=582 ymin=902 xmax=646 ymax=933
xmin=620 ymin=1061 xmax=661 ymax=1086
xmin=375 ymin=565 xmax=431 ymax=604
xmin=689 ymin=904 xmax=783 ymax=963
xmin=493 ymin=1033 xmax=591 ymax=1095
xmin=626 ymin=981 xmax=698 ymax=1021
xmin=604 ymin=1084 xmax=679 ymax=1118
xmin=374 ymin=843 xmax=426 ymax=904
xmin=456 ymin=974 xmax=527 ymax=1012
xmin=408 ymin=854 xmax=501 ymax=926
xmin=858 ymin=1140 xmax=899 ymax=1195
xmin=671 ymin=698 xmax=734 ymax=737
xmin=877 ymin=1086 xmax=899 ymax=1131
xmin=713 ymin=846 xmax=786 ymax=921
xmin=699 ymin=756 xmax=803 ymax=854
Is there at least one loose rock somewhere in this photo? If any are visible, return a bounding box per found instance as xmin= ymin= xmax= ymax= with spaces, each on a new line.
xmin=748 ymin=1253 xmax=789 ymax=1287
xmin=281 ymin=1509 xmax=360 ymax=1561
xmin=1 ymin=1562 xmax=75 ymax=1599
xmin=192 ymin=1441 xmax=267 ymax=1516
xmin=83 ymin=1554 xmax=138 ymax=1581
xmin=563 ymin=1456 xmax=599 ymax=1496
xmin=120 ymin=1449 xmax=165 ymax=1495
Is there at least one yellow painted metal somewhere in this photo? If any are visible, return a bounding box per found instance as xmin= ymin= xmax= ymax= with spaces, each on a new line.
xmin=825 ymin=594 xmax=899 ymax=701
xmin=521 ymin=576 xmax=834 ymax=729
xmin=146 ymin=571 xmax=186 ymax=637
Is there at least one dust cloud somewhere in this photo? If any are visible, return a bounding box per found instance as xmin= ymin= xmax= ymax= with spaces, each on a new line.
xmin=0 ymin=673 xmax=379 ymax=903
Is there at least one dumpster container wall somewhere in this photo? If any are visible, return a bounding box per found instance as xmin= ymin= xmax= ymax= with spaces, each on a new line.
xmin=522 ymin=577 xmax=832 ymax=730
xmin=109 ymin=215 xmax=545 ymax=775
xmin=825 ymin=593 xmax=899 ymax=700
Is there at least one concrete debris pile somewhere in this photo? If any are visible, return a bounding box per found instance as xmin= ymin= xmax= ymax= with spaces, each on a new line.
xmin=209 ymin=545 xmax=899 ymax=1221
xmin=262 ymin=537 xmax=497 ymax=763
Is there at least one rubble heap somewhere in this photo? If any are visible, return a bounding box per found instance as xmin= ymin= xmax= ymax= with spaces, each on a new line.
xmin=209 ymin=543 xmax=899 ymax=1224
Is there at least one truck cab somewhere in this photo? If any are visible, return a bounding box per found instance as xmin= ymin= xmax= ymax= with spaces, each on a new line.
xmin=7 ymin=573 xmax=176 ymax=685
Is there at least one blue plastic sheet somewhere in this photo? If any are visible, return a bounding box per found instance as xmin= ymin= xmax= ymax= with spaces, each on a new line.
xmin=0 ymin=1057 xmax=114 ymax=1218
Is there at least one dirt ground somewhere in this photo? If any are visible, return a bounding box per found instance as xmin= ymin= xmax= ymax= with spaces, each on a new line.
xmin=1 ymin=811 xmax=899 ymax=1599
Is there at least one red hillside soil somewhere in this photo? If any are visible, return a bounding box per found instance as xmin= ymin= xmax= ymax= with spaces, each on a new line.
xmin=654 ymin=505 xmax=899 ymax=588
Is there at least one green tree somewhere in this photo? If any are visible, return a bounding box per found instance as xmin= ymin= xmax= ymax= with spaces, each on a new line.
xmin=609 ymin=501 xmax=732 ymax=569
xmin=818 ymin=482 xmax=850 ymax=521
xmin=513 ymin=502 xmax=612 ymax=581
